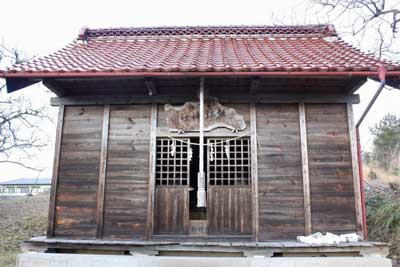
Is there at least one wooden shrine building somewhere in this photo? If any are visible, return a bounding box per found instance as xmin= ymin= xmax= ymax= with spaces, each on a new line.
xmin=3 ymin=25 xmax=400 ymax=263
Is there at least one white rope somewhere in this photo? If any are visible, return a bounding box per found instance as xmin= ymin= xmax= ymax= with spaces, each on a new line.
xmin=165 ymin=132 xmax=249 ymax=146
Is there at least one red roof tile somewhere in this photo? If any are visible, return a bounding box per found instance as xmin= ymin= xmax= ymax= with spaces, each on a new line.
xmin=5 ymin=25 xmax=400 ymax=75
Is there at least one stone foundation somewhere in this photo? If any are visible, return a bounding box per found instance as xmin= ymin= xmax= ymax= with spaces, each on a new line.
xmin=17 ymin=253 xmax=392 ymax=267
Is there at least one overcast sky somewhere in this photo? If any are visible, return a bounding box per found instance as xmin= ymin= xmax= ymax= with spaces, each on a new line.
xmin=0 ymin=0 xmax=399 ymax=182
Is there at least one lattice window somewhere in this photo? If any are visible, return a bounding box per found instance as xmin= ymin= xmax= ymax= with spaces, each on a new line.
xmin=207 ymin=138 xmax=251 ymax=186
xmin=156 ymin=138 xmax=190 ymax=186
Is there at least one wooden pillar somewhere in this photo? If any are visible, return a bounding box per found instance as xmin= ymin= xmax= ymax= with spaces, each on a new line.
xmin=347 ymin=102 xmax=364 ymax=237
xmin=47 ymin=105 xmax=65 ymax=237
xmin=197 ymin=77 xmax=206 ymax=207
xmin=96 ymin=104 xmax=110 ymax=239
xmin=250 ymin=103 xmax=259 ymax=241
xmin=146 ymin=103 xmax=158 ymax=239
xmin=299 ymin=103 xmax=312 ymax=235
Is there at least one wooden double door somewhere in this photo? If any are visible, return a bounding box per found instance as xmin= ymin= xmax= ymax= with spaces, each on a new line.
xmin=154 ymin=186 xmax=252 ymax=235
xmin=153 ymin=138 xmax=252 ymax=236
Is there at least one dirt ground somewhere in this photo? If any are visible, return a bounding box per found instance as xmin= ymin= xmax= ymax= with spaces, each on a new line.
xmin=0 ymin=194 xmax=49 ymax=267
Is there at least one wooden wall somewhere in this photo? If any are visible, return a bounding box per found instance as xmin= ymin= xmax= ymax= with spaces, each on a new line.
xmin=49 ymin=100 xmax=360 ymax=241
xmin=256 ymin=103 xmax=358 ymax=241
xmin=52 ymin=105 xmax=151 ymax=239
xmin=102 ymin=105 xmax=151 ymax=238
xmin=256 ymin=104 xmax=305 ymax=240
xmin=306 ymin=104 xmax=357 ymax=233
xmin=54 ymin=106 xmax=103 ymax=238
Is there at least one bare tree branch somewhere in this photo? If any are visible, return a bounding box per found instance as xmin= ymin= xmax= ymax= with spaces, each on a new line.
xmin=312 ymin=0 xmax=400 ymax=60
xmin=0 ymin=40 xmax=51 ymax=172
xmin=0 ymin=160 xmax=44 ymax=172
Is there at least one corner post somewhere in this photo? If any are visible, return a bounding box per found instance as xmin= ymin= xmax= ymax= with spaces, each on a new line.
xmin=347 ymin=102 xmax=364 ymax=237
xmin=47 ymin=104 xmax=65 ymax=237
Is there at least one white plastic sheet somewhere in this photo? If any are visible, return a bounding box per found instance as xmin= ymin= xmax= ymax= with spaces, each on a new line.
xmin=296 ymin=232 xmax=361 ymax=245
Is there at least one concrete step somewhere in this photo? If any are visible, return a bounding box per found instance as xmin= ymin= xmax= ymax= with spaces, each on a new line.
xmin=17 ymin=253 xmax=392 ymax=267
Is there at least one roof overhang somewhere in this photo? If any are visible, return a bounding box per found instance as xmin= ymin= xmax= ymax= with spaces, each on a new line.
xmin=3 ymin=71 xmax=400 ymax=92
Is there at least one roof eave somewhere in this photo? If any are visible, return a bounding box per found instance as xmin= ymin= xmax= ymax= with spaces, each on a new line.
xmin=4 ymin=71 xmax=400 ymax=92
xmin=4 ymin=70 xmax=400 ymax=78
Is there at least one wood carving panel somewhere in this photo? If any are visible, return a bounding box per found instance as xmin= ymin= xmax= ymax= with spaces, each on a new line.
xmin=165 ymin=97 xmax=246 ymax=133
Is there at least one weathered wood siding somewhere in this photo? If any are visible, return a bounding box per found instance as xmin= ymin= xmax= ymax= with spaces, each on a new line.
xmin=256 ymin=104 xmax=305 ymax=240
xmin=102 ymin=105 xmax=151 ymax=239
xmin=54 ymin=106 xmax=103 ymax=238
xmin=306 ymin=104 xmax=357 ymax=233
xmin=207 ymin=186 xmax=252 ymax=235
xmin=53 ymin=105 xmax=151 ymax=239
xmin=154 ymin=187 xmax=189 ymax=235
xmin=51 ymin=101 xmax=358 ymax=240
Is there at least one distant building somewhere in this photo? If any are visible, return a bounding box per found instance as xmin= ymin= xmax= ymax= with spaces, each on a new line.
xmin=0 ymin=178 xmax=51 ymax=196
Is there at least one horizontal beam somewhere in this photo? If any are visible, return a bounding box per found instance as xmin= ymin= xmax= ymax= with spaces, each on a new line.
xmin=4 ymin=70 xmax=400 ymax=79
xmin=51 ymin=94 xmax=360 ymax=106
xmin=221 ymin=94 xmax=360 ymax=104
xmin=51 ymin=95 xmax=197 ymax=106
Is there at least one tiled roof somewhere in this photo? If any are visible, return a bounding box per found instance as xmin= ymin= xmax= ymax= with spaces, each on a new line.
xmin=5 ymin=25 xmax=400 ymax=75
xmin=79 ymin=25 xmax=338 ymax=39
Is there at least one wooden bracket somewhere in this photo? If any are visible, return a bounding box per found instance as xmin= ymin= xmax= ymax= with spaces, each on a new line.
xmin=249 ymin=78 xmax=260 ymax=94
xmin=145 ymin=79 xmax=158 ymax=96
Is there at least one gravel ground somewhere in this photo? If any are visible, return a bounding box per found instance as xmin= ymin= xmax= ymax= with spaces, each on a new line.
xmin=0 ymin=194 xmax=49 ymax=267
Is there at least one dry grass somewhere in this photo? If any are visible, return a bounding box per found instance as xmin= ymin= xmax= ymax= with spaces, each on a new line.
xmin=0 ymin=194 xmax=49 ymax=267
xmin=364 ymin=164 xmax=400 ymax=185
xmin=363 ymin=163 xmax=400 ymax=267
xmin=366 ymin=189 xmax=400 ymax=257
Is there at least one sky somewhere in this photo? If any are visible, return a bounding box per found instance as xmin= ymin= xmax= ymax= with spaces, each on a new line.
xmin=0 ymin=0 xmax=399 ymax=181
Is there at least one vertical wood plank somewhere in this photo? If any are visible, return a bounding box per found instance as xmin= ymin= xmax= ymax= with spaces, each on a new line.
xmin=347 ymin=102 xmax=364 ymax=237
xmin=299 ymin=103 xmax=312 ymax=235
xmin=96 ymin=104 xmax=110 ymax=239
xmin=183 ymin=188 xmax=190 ymax=234
xmin=47 ymin=105 xmax=65 ymax=237
xmin=146 ymin=103 xmax=157 ymax=239
xmin=250 ymin=103 xmax=259 ymax=241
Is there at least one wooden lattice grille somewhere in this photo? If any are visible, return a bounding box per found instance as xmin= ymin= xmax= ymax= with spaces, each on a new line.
xmin=156 ymin=138 xmax=190 ymax=186
xmin=207 ymin=138 xmax=251 ymax=186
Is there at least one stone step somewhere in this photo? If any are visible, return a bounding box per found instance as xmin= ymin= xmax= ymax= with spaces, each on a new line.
xmin=17 ymin=253 xmax=392 ymax=267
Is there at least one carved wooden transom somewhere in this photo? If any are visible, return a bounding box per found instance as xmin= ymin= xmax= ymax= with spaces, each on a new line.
xmin=165 ymin=97 xmax=246 ymax=133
